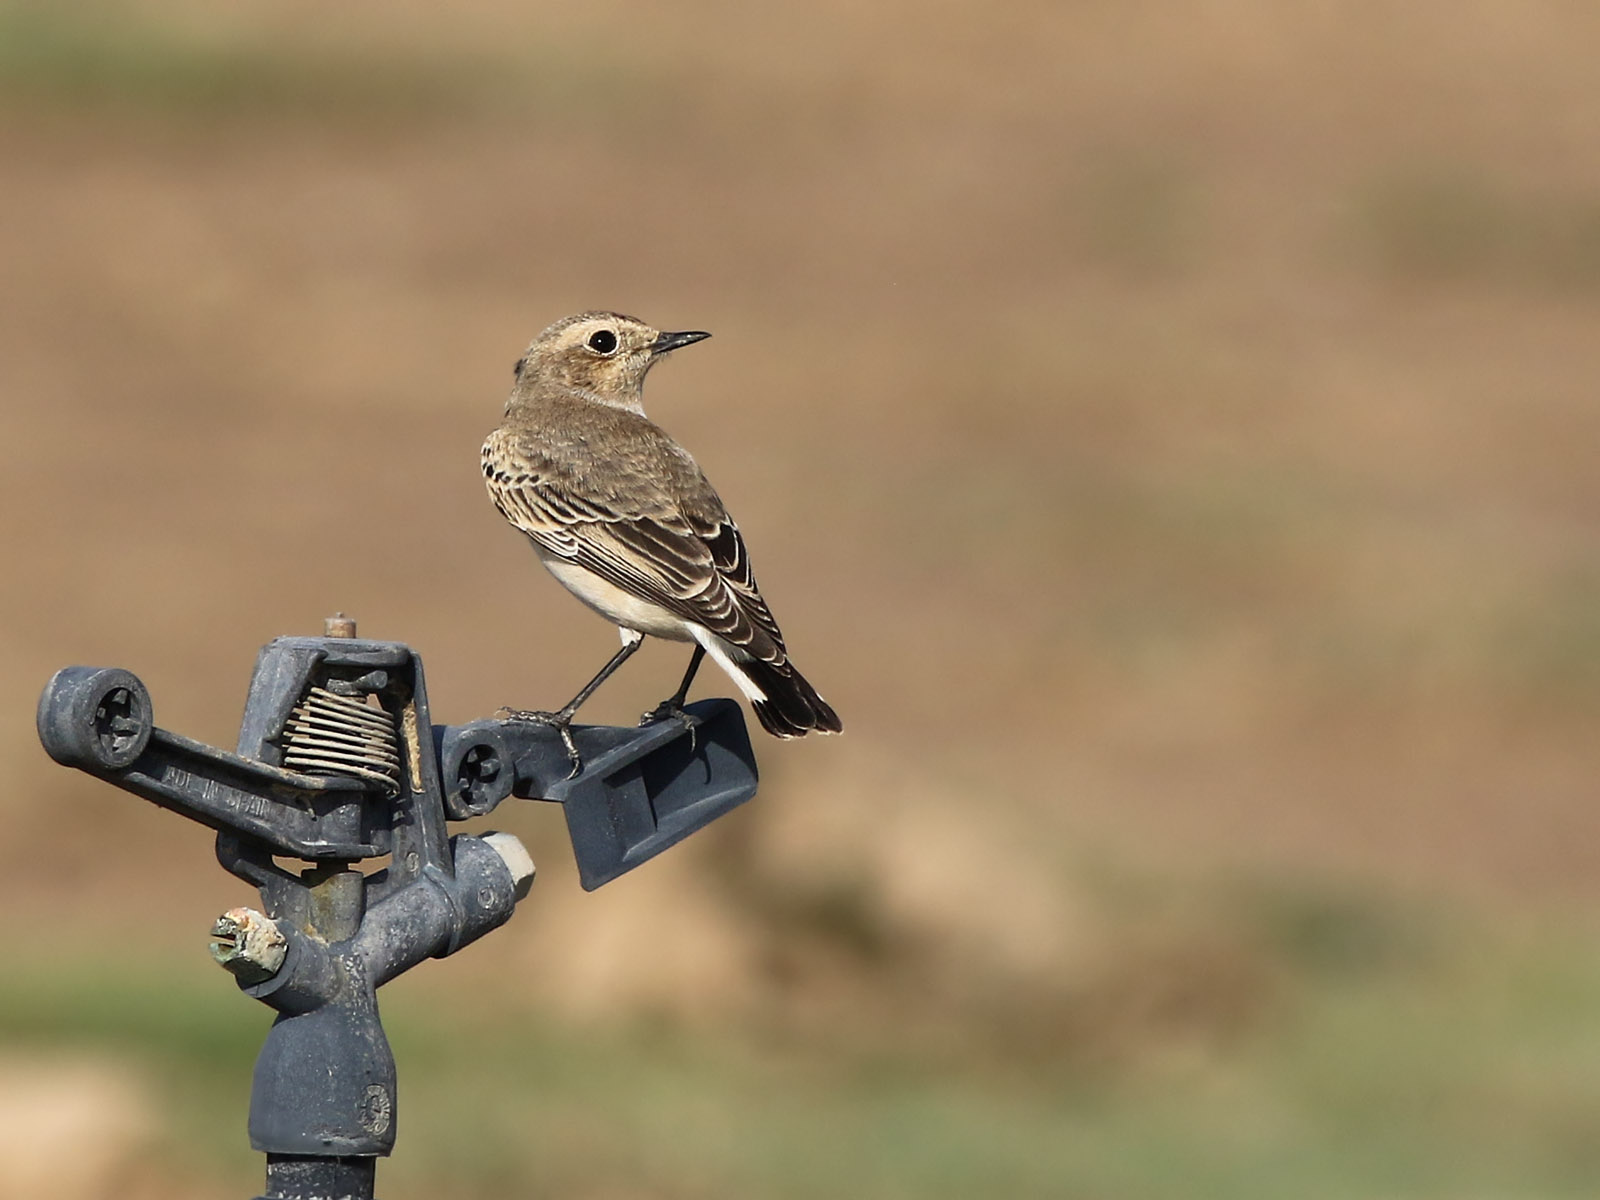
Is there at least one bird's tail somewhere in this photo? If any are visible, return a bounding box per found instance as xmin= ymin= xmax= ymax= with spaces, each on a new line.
xmin=739 ymin=657 xmax=843 ymax=738
xmin=692 ymin=630 xmax=842 ymax=738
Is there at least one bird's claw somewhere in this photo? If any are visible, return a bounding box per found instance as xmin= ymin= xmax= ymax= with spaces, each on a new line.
xmin=639 ymin=701 xmax=699 ymax=752
xmin=497 ymin=707 xmax=584 ymax=779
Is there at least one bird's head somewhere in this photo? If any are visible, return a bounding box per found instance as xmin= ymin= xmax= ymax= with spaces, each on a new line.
xmin=509 ymin=311 xmax=710 ymax=412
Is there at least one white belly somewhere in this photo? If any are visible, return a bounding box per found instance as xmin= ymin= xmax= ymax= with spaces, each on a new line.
xmin=539 ymin=552 xmax=699 ymax=642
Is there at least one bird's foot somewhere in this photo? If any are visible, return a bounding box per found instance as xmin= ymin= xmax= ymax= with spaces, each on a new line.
xmin=639 ymin=699 xmax=699 ymax=751
xmin=496 ymin=707 xmax=583 ymax=779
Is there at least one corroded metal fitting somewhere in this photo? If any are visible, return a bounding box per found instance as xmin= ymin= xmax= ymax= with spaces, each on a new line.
xmin=211 ymin=906 xmax=289 ymax=984
xmin=324 ymin=613 xmax=357 ymax=638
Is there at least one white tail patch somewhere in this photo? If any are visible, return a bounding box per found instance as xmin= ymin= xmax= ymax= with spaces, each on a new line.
xmin=691 ymin=626 xmax=767 ymax=703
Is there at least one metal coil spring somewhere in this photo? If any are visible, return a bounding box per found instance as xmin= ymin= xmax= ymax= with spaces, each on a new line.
xmin=281 ymin=685 xmax=401 ymax=793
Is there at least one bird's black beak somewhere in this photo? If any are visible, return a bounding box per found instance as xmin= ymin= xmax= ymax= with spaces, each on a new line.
xmin=650 ymin=330 xmax=711 ymax=355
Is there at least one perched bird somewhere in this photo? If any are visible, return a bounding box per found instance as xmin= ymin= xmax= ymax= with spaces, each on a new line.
xmin=482 ymin=311 xmax=841 ymax=773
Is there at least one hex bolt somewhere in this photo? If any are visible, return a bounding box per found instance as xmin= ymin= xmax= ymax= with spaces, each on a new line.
xmin=211 ymin=907 xmax=288 ymax=984
xmin=481 ymin=832 xmax=536 ymax=900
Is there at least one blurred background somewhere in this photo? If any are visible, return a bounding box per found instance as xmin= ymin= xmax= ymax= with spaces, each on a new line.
xmin=2 ymin=1 xmax=1599 ymax=1196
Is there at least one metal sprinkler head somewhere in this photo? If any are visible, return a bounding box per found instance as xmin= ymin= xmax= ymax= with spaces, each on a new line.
xmin=37 ymin=619 xmax=759 ymax=1200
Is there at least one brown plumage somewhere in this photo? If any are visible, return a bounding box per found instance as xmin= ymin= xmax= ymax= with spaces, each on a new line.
xmin=483 ymin=311 xmax=841 ymax=745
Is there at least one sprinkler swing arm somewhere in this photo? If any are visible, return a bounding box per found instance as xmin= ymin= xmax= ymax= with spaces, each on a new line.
xmin=36 ymin=621 xmax=759 ymax=1200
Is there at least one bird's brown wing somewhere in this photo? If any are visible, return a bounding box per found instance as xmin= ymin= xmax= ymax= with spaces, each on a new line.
xmin=482 ymin=427 xmax=789 ymax=664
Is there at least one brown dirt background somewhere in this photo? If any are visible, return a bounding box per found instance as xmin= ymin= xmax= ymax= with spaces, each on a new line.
xmin=1 ymin=0 xmax=1599 ymax=1189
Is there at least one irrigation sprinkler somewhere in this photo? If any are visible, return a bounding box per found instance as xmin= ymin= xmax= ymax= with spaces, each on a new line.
xmin=36 ymin=616 xmax=759 ymax=1200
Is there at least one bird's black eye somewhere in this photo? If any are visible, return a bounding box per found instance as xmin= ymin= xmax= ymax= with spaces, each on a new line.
xmin=587 ymin=329 xmax=619 ymax=355
xmin=512 ymin=356 xmax=526 ymax=379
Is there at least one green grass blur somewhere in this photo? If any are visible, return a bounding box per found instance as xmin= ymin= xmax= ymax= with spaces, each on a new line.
xmin=6 ymin=886 xmax=1600 ymax=1198
xmin=0 ymin=4 xmax=506 ymax=116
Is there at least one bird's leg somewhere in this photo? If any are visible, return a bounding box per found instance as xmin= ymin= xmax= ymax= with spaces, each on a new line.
xmin=640 ymin=645 xmax=706 ymax=745
xmin=499 ymin=635 xmax=644 ymax=778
